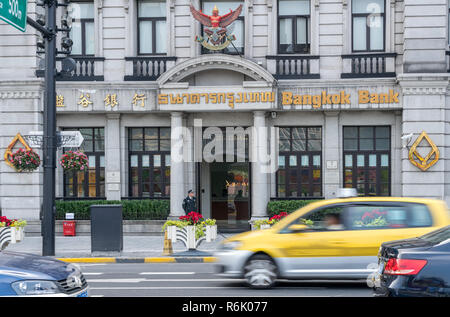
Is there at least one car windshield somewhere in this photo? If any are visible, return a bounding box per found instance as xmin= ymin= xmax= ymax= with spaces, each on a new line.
xmin=419 ymin=226 xmax=450 ymax=244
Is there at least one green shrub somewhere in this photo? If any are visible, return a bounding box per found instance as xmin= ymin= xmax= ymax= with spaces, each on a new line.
xmin=267 ymin=200 xmax=322 ymax=217
xmin=55 ymin=199 xmax=170 ymax=220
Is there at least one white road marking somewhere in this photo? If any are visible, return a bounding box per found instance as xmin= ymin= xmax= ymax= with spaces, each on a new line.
xmin=90 ymin=295 xmax=105 ymax=297
xmin=139 ymin=272 xmax=196 ymax=275
xmin=82 ymin=272 xmax=104 ymax=276
xmin=90 ymin=286 xmax=326 ymax=291
xmin=86 ymin=278 xmax=244 ymax=283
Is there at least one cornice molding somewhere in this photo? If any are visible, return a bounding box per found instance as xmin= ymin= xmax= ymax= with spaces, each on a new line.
xmin=0 ymin=91 xmax=41 ymax=99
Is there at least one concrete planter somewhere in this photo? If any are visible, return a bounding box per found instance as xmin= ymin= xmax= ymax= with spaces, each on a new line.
xmin=205 ymin=225 xmax=217 ymax=242
xmin=260 ymin=224 xmax=271 ymax=230
xmin=166 ymin=224 xmax=218 ymax=250
xmin=0 ymin=227 xmax=25 ymax=250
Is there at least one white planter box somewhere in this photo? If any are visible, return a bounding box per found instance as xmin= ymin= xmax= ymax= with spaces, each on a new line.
xmin=15 ymin=227 xmax=25 ymax=242
xmin=260 ymin=224 xmax=271 ymax=230
xmin=205 ymin=225 xmax=217 ymax=242
xmin=0 ymin=227 xmax=25 ymax=250
xmin=166 ymin=225 xmax=177 ymax=242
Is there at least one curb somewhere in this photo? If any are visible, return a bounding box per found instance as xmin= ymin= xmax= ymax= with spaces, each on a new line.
xmin=56 ymin=257 xmax=217 ymax=264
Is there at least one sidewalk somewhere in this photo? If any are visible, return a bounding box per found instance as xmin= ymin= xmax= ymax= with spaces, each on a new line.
xmin=5 ymin=233 xmax=234 ymax=262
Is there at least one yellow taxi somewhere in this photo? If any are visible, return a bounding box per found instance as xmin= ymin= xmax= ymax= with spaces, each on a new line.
xmin=214 ymin=196 xmax=450 ymax=288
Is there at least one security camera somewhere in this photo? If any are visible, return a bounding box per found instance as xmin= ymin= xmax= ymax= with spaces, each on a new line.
xmin=401 ymin=133 xmax=414 ymax=149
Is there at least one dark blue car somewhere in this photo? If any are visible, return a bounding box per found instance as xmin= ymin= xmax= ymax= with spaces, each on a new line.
xmin=0 ymin=250 xmax=88 ymax=296
xmin=374 ymin=225 xmax=450 ymax=297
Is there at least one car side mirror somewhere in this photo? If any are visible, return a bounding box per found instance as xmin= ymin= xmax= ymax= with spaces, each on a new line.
xmin=288 ymin=224 xmax=308 ymax=232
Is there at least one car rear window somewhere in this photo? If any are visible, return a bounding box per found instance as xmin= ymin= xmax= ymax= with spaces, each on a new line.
xmin=347 ymin=203 xmax=432 ymax=230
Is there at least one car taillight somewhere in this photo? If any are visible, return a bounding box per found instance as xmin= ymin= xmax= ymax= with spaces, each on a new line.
xmin=384 ymin=258 xmax=427 ymax=275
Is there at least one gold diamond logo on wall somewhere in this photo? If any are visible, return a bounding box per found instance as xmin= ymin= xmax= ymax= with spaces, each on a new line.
xmin=408 ymin=131 xmax=440 ymax=171
xmin=3 ymin=133 xmax=32 ymax=169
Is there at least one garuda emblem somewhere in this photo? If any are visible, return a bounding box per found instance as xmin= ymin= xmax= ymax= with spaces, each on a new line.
xmin=190 ymin=4 xmax=243 ymax=51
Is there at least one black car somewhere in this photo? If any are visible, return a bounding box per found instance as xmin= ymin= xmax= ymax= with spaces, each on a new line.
xmin=373 ymin=225 xmax=450 ymax=297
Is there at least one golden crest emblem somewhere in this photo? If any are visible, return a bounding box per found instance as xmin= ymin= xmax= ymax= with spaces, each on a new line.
xmin=4 ymin=133 xmax=32 ymax=169
xmin=408 ymin=131 xmax=439 ymax=171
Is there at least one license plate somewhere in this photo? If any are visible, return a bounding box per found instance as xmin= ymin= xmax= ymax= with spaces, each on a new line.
xmin=77 ymin=290 xmax=88 ymax=297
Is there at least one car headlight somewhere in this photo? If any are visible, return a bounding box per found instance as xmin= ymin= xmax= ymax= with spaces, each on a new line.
xmin=11 ymin=280 xmax=60 ymax=296
xmin=220 ymin=241 xmax=242 ymax=251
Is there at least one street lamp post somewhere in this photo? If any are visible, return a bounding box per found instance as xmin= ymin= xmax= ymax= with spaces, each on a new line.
xmin=41 ymin=1 xmax=57 ymax=256
xmin=26 ymin=0 xmax=72 ymax=256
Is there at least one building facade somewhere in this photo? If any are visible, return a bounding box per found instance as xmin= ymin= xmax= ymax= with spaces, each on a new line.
xmin=1 ymin=0 xmax=450 ymax=231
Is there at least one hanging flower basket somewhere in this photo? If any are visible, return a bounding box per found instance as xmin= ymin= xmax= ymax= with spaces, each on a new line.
xmin=9 ymin=148 xmax=40 ymax=172
xmin=60 ymin=151 xmax=88 ymax=172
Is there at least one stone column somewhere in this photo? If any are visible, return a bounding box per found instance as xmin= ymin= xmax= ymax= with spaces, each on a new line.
xmin=323 ymin=112 xmax=340 ymax=198
xmin=105 ymin=114 xmax=121 ymax=200
xmin=169 ymin=112 xmax=185 ymax=218
xmin=399 ymin=74 xmax=449 ymax=202
xmin=250 ymin=111 xmax=270 ymax=220
xmin=403 ymin=0 xmax=447 ymax=73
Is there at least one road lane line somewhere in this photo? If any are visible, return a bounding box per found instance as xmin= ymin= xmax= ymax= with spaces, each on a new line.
xmin=82 ymin=273 xmax=104 ymax=276
xmin=139 ymin=272 xmax=196 ymax=275
xmin=86 ymin=278 xmax=244 ymax=282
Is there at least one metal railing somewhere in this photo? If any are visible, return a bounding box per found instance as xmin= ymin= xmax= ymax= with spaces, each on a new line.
xmin=124 ymin=56 xmax=177 ymax=81
xmin=341 ymin=53 xmax=397 ymax=78
xmin=266 ymin=55 xmax=320 ymax=79
xmin=36 ymin=56 xmax=105 ymax=81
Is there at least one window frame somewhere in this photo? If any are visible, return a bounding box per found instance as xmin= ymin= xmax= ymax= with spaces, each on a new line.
xmin=200 ymin=0 xmax=245 ymax=55
xmin=277 ymin=0 xmax=311 ymax=54
xmin=69 ymin=1 xmax=95 ymax=57
xmin=343 ymin=126 xmax=391 ymax=196
xmin=137 ymin=0 xmax=167 ymax=56
xmin=128 ymin=127 xmax=171 ymax=198
xmin=351 ymin=0 xmax=386 ymax=53
xmin=276 ymin=126 xmax=322 ymax=199
xmin=62 ymin=127 xmax=105 ymax=199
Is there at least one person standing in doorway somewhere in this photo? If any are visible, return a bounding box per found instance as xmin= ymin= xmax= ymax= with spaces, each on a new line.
xmin=182 ymin=190 xmax=197 ymax=215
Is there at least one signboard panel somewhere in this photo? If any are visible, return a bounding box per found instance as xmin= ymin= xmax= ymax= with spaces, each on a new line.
xmin=0 ymin=0 xmax=27 ymax=32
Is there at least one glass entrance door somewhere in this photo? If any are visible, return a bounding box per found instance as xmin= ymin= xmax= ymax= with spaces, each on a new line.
xmin=210 ymin=162 xmax=250 ymax=231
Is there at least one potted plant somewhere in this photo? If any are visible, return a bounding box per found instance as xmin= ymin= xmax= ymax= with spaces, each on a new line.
xmin=60 ymin=151 xmax=88 ymax=172
xmin=162 ymin=213 xmax=217 ymax=249
xmin=9 ymin=148 xmax=40 ymax=172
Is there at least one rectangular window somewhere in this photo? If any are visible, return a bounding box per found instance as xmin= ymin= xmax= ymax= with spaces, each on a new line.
xmin=343 ymin=126 xmax=390 ymax=196
xmin=69 ymin=2 xmax=95 ymax=56
xmin=138 ymin=0 xmax=167 ymax=55
xmin=277 ymin=127 xmax=322 ymax=198
xmin=278 ymin=0 xmax=310 ymax=54
xmin=63 ymin=128 xmax=105 ymax=198
xmin=352 ymin=0 xmax=385 ymax=52
xmin=128 ymin=127 xmax=171 ymax=198
xmin=201 ymin=0 xmax=245 ymax=55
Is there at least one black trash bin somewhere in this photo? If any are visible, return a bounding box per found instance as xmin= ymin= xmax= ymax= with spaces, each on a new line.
xmin=90 ymin=205 xmax=123 ymax=252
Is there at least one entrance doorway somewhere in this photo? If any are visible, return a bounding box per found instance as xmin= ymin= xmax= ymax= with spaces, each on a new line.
xmin=210 ymin=162 xmax=250 ymax=231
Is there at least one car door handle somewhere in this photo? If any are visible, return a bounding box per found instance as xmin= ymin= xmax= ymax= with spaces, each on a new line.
xmin=330 ymin=241 xmax=346 ymax=244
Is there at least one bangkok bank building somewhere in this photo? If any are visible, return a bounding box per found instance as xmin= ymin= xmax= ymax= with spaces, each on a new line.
xmin=1 ymin=0 xmax=450 ymax=232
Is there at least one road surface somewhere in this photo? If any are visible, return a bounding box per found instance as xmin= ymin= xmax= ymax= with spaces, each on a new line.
xmin=78 ymin=262 xmax=373 ymax=297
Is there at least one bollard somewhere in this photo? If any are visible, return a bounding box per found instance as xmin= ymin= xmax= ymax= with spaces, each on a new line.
xmin=163 ymin=230 xmax=173 ymax=255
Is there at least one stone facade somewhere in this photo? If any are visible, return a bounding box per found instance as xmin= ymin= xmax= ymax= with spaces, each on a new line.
xmin=1 ymin=0 xmax=450 ymax=224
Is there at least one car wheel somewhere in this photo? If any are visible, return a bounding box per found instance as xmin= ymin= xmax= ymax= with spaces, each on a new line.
xmin=243 ymin=254 xmax=278 ymax=289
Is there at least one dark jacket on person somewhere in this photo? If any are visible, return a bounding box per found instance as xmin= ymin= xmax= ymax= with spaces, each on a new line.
xmin=182 ymin=196 xmax=197 ymax=215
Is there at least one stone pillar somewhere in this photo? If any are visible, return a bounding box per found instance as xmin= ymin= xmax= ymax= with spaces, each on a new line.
xmin=250 ymin=111 xmax=270 ymax=220
xmin=399 ymin=74 xmax=449 ymax=202
xmin=403 ymin=0 xmax=447 ymax=73
xmin=169 ymin=112 xmax=185 ymax=218
xmin=323 ymin=112 xmax=340 ymax=198
xmin=105 ymin=114 xmax=121 ymax=200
